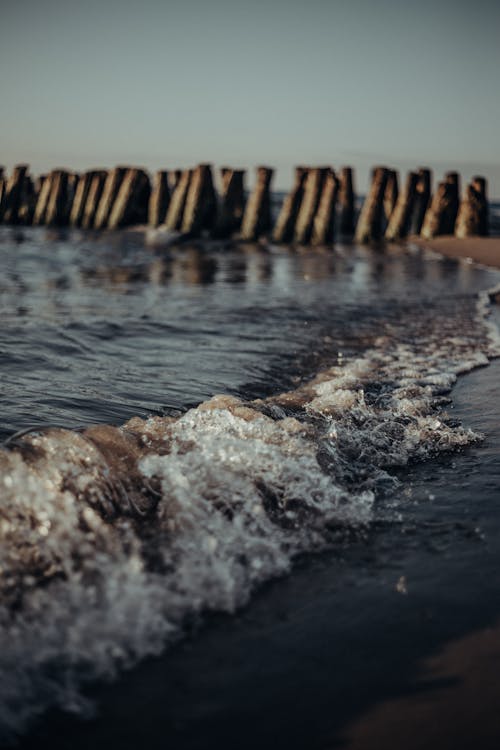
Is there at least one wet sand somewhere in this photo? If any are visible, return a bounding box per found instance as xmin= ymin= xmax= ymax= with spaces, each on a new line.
xmin=410 ymin=235 xmax=500 ymax=270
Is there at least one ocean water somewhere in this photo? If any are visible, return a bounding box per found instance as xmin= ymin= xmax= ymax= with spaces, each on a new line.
xmin=0 ymin=225 xmax=500 ymax=743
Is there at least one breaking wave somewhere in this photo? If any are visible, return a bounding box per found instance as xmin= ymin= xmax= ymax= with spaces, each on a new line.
xmin=0 ymin=278 xmax=499 ymax=742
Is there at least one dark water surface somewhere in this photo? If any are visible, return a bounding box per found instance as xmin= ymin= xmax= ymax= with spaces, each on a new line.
xmin=1 ymin=226 xmax=500 ymax=747
xmin=0 ymin=225 xmax=498 ymax=437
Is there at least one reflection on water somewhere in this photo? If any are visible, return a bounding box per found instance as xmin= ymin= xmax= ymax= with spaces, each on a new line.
xmin=0 ymin=226 xmax=499 ymax=438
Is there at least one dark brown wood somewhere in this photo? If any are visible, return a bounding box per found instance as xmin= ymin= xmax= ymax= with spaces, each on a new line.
xmin=164 ymin=169 xmax=192 ymax=230
xmin=148 ymin=170 xmax=170 ymax=227
xmin=45 ymin=170 xmax=70 ymax=227
xmin=94 ymin=167 xmax=127 ymax=229
xmin=0 ymin=178 xmax=4 ymax=214
xmin=339 ymin=166 xmax=356 ymax=235
xmin=108 ymin=168 xmax=151 ymax=229
xmin=33 ymin=171 xmax=55 ymax=226
xmin=17 ymin=175 xmax=36 ymax=225
xmin=421 ymin=172 xmax=460 ymax=239
xmin=240 ymin=166 xmax=274 ymax=241
xmin=311 ymin=169 xmax=339 ymax=245
xmin=181 ymin=164 xmax=217 ymax=234
xmin=384 ymin=169 xmax=399 ymax=221
xmin=168 ymin=170 xmax=182 ymax=192
xmin=70 ymin=171 xmax=96 ymax=227
xmin=354 ymin=166 xmax=389 ymax=243
xmin=1 ymin=164 xmax=29 ymax=224
xmin=214 ymin=168 xmax=246 ymax=238
xmin=411 ymin=168 xmax=432 ymax=234
xmin=385 ymin=171 xmax=419 ymax=241
xmin=272 ymin=166 xmax=307 ymax=243
xmin=81 ymin=171 xmax=107 ymax=229
xmin=294 ymin=167 xmax=327 ymax=244
xmin=455 ymin=176 xmax=489 ymax=238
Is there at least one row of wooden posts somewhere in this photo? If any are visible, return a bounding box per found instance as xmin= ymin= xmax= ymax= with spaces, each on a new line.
xmin=0 ymin=163 xmax=488 ymax=242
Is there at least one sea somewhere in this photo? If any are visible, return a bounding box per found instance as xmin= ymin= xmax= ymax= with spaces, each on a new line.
xmin=1 ymin=200 xmax=500 ymax=747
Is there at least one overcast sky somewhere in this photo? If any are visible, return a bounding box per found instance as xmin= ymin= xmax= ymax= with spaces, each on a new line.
xmin=1 ymin=0 xmax=499 ymax=196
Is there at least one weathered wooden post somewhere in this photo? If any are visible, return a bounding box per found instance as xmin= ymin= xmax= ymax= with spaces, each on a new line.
xmin=385 ymin=171 xmax=419 ymax=241
xmin=45 ymin=170 xmax=70 ymax=227
xmin=339 ymin=166 xmax=356 ymax=235
xmin=354 ymin=166 xmax=389 ymax=243
xmin=311 ymin=169 xmax=339 ymax=245
xmin=294 ymin=167 xmax=327 ymax=244
xmin=94 ymin=167 xmax=127 ymax=229
xmin=0 ymin=168 xmax=5 ymax=215
xmin=272 ymin=166 xmax=307 ymax=243
xmin=213 ymin=168 xmax=246 ymax=238
xmin=164 ymin=168 xmax=192 ymax=230
xmin=181 ymin=163 xmax=217 ymax=234
xmin=411 ymin=168 xmax=432 ymax=234
xmin=70 ymin=171 xmax=96 ymax=227
xmin=81 ymin=171 xmax=107 ymax=229
xmin=33 ymin=171 xmax=55 ymax=226
xmin=108 ymin=168 xmax=151 ymax=229
xmin=384 ymin=169 xmax=399 ymax=221
xmin=240 ymin=166 xmax=274 ymax=241
xmin=455 ymin=177 xmax=488 ymax=238
xmin=168 ymin=169 xmax=182 ymax=192
xmin=420 ymin=172 xmax=461 ymax=239
xmin=17 ymin=175 xmax=36 ymax=225
xmin=1 ymin=164 xmax=29 ymax=224
xmin=148 ymin=170 xmax=170 ymax=227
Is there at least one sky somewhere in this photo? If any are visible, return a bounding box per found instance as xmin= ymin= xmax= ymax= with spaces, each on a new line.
xmin=1 ymin=0 xmax=500 ymax=196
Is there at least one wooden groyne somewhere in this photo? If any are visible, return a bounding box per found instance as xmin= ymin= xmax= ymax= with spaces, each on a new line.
xmin=0 ymin=162 xmax=491 ymax=243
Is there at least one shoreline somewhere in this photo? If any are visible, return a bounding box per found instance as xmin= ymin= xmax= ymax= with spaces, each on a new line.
xmin=409 ymin=235 xmax=500 ymax=270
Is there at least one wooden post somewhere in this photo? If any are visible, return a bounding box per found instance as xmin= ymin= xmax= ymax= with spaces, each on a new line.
xmin=45 ymin=170 xmax=70 ymax=227
xmin=1 ymin=164 xmax=29 ymax=224
xmin=455 ymin=177 xmax=488 ymax=238
xmin=33 ymin=171 xmax=55 ymax=226
xmin=272 ymin=166 xmax=307 ymax=243
xmin=181 ymin=163 xmax=217 ymax=234
xmin=148 ymin=170 xmax=170 ymax=227
xmin=385 ymin=171 xmax=419 ymax=241
xmin=108 ymin=168 xmax=151 ymax=229
xmin=214 ymin=168 xmax=246 ymax=238
xmin=411 ymin=168 xmax=432 ymax=234
xmin=70 ymin=171 xmax=96 ymax=227
xmin=294 ymin=167 xmax=327 ymax=244
xmin=339 ymin=166 xmax=355 ymax=235
xmin=17 ymin=175 xmax=36 ymax=225
xmin=164 ymin=168 xmax=192 ymax=230
xmin=81 ymin=171 xmax=107 ymax=229
xmin=311 ymin=169 xmax=339 ymax=245
xmin=354 ymin=166 xmax=389 ymax=243
xmin=0 ymin=168 xmax=5 ymax=216
xmin=168 ymin=169 xmax=182 ymax=192
xmin=94 ymin=167 xmax=127 ymax=229
xmin=420 ymin=172 xmax=460 ymax=239
xmin=384 ymin=169 xmax=399 ymax=221
xmin=240 ymin=166 xmax=274 ymax=241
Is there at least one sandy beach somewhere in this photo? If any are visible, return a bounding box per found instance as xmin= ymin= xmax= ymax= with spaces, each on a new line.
xmin=411 ymin=236 xmax=500 ymax=269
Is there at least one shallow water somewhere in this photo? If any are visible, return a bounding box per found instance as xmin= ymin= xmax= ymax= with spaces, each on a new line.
xmin=1 ymin=226 xmax=500 ymax=743
xmin=1 ymin=226 xmax=498 ymax=436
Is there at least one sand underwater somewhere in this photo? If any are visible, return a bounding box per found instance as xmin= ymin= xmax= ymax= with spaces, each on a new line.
xmin=1 ymin=227 xmax=500 ymax=748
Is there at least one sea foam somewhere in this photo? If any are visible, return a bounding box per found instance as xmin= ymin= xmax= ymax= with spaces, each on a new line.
xmin=0 ymin=282 xmax=498 ymax=741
